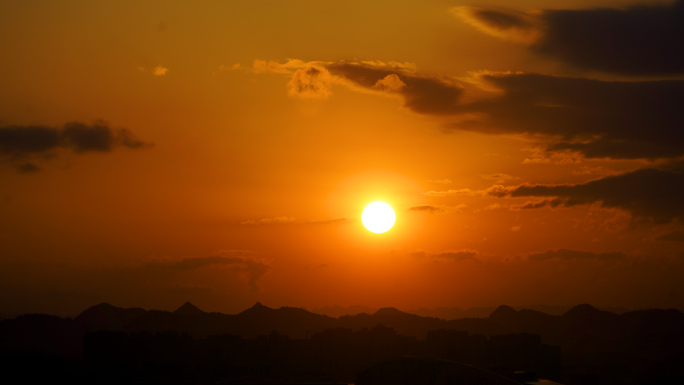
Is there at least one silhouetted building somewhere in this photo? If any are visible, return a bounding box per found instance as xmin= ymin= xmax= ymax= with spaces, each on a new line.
xmin=356 ymin=356 xmax=523 ymax=385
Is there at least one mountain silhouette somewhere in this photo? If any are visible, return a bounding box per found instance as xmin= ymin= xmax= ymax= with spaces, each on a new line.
xmin=373 ymin=307 xmax=409 ymax=317
xmin=230 ymin=303 xmax=336 ymax=338
xmin=75 ymin=302 xmax=147 ymax=331
xmin=172 ymin=301 xmax=205 ymax=316
xmin=488 ymin=305 xmax=517 ymax=321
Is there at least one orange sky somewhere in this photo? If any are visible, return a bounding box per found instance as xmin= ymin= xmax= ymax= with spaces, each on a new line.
xmin=1 ymin=0 xmax=683 ymax=317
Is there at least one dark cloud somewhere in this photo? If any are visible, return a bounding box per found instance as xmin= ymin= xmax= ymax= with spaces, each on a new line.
xmin=0 ymin=121 xmax=152 ymax=172
xmin=474 ymin=8 xmax=532 ymax=29
xmin=61 ymin=121 xmax=149 ymax=152
xmin=656 ymin=230 xmax=684 ymax=242
xmin=508 ymin=167 xmax=684 ymax=222
xmin=455 ymin=6 xmax=540 ymax=43
xmin=457 ymin=73 xmax=684 ymax=160
xmin=409 ymin=204 xmax=444 ymax=213
xmin=409 ymin=204 xmax=465 ymax=213
xmin=458 ymin=0 xmax=684 ymax=76
xmin=16 ymin=162 xmax=41 ymax=173
xmin=535 ymin=1 xmax=684 ymax=76
xmin=528 ymin=249 xmax=626 ymax=261
xmin=324 ymin=62 xmax=684 ymax=160
xmin=149 ymin=252 xmax=269 ymax=292
xmin=481 ymin=173 xmax=518 ymax=182
xmin=409 ymin=249 xmax=480 ymax=262
xmin=409 ymin=250 xmax=427 ymax=258
xmin=436 ymin=250 xmax=479 ymax=261
xmin=326 ymin=62 xmax=464 ymax=115
xmin=516 ymin=200 xmax=553 ymax=210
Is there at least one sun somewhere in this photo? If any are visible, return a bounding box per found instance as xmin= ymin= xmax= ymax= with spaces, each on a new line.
xmin=362 ymin=202 xmax=396 ymax=233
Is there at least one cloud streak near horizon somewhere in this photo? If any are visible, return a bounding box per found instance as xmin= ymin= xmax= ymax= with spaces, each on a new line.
xmin=148 ymin=251 xmax=270 ymax=292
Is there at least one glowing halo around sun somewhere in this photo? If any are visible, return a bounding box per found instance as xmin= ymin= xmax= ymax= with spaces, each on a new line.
xmin=362 ymin=202 xmax=396 ymax=233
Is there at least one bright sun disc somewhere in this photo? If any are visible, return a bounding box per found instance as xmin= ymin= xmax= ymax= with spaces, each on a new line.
xmin=362 ymin=202 xmax=396 ymax=233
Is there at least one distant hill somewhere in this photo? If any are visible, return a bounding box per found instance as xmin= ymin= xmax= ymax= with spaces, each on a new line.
xmin=311 ymin=305 xmax=377 ymax=318
xmin=408 ymin=305 xmax=631 ymax=320
xmin=75 ymin=302 xmax=147 ymax=331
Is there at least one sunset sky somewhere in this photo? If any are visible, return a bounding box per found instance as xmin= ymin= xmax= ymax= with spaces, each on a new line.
xmin=1 ymin=0 xmax=683 ymax=317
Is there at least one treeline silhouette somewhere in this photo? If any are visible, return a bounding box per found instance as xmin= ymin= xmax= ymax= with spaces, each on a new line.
xmin=1 ymin=302 xmax=683 ymax=384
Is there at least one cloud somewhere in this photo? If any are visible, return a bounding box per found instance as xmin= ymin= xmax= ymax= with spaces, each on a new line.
xmin=409 ymin=204 xmax=443 ymax=213
xmin=322 ymin=61 xmax=684 ymax=160
xmin=453 ymin=6 xmax=542 ymax=44
xmin=138 ymin=65 xmax=169 ymax=76
xmin=409 ymin=204 xmax=465 ymax=213
xmin=424 ymin=188 xmax=475 ymax=197
xmin=409 ymin=249 xmax=480 ymax=262
xmin=437 ymin=250 xmax=479 ymax=261
xmin=535 ymin=0 xmax=684 ymax=76
xmin=527 ymin=249 xmax=626 ymax=261
xmin=484 ymin=184 xmax=512 ymax=198
xmin=507 ymin=166 xmax=684 ymax=222
xmin=481 ymin=173 xmax=518 ymax=183
xmin=264 ymin=58 xmax=683 ymax=161
xmin=0 ymin=121 xmax=152 ymax=172
xmin=241 ymin=216 xmax=348 ymax=225
xmin=572 ymin=166 xmax=622 ymax=177
xmin=427 ymin=179 xmax=452 ymax=185
xmin=452 ymin=73 xmax=684 ymax=160
xmin=253 ymin=58 xmax=309 ymax=74
xmin=657 ymin=230 xmax=684 ymax=242
xmin=241 ymin=216 xmax=297 ymax=225
xmin=15 ymin=162 xmax=41 ymax=174
xmin=326 ymin=61 xmax=464 ymax=115
xmin=149 ymin=251 xmax=269 ymax=292
xmin=219 ymin=63 xmax=241 ymax=71
xmin=213 ymin=63 xmax=242 ymax=74
xmin=512 ymin=199 xmax=554 ymax=210
xmin=451 ymin=74 xmax=684 ymax=163
xmin=456 ymin=1 xmax=684 ymax=76
xmin=424 ymin=184 xmax=513 ymax=198
xmin=372 ymin=74 xmax=407 ymax=92
xmin=287 ymin=65 xmax=333 ymax=99
xmin=153 ymin=66 xmax=168 ymax=76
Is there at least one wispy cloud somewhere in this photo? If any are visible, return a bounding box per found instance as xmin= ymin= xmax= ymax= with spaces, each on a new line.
xmin=427 ymin=179 xmax=453 ymax=185
xmin=410 ymin=249 xmax=481 ymax=262
xmin=153 ymin=65 xmax=168 ymax=76
xmin=241 ymin=217 xmax=348 ymax=226
xmin=409 ymin=204 xmax=466 ymax=213
xmin=424 ymin=185 xmax=513 ymax=198
xmin=526 ymin=249 xmax=626 ymax=261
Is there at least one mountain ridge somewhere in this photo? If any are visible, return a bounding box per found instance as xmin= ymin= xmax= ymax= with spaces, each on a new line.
xmin=3 ymin=302 xmax=684 ymax=370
